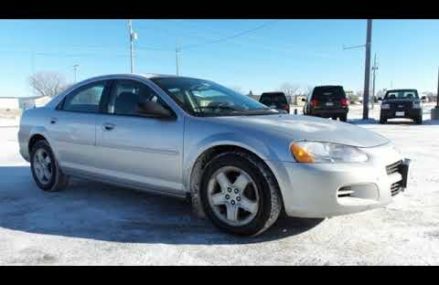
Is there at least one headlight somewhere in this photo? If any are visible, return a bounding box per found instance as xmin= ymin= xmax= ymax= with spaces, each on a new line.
xmin=381 ymin=103 xmax=390 ymax=109
xmin=412 ymin=102 xmax=421 ymax=109
xmin=290 ymin=141 xmax=369 ymax=163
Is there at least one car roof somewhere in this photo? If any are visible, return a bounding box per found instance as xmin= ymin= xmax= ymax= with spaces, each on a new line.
xmin=313 ymin=85 xmax=344 ymax=88
xmin=261 ymin=92 xmax=286 ymax=96
xmin=386 ymin=89 xmax=418 ymax=92
xmin=79 ymin=73 xmax=206 ymax=83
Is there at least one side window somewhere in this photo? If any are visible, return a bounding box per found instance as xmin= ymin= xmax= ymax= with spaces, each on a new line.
xmin=62 ymin=82 xmax=106 ymax=113
xmin=109 ymin=80 xmax=169 ymax=117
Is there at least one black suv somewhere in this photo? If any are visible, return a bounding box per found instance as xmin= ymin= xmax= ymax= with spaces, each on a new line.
xmin=379 ymin=89 xmax=422 ymax=124
xmin=259 ymin=92 xmax=290 ymax=113
xmin=303 ymin=85 xmax=349 ymax=122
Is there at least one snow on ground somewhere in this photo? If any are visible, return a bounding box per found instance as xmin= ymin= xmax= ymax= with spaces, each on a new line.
xmin=0 ymin=104 xmax=438 ymax=265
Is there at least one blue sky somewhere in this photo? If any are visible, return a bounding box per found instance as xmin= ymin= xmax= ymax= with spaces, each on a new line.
xmin=0 ymin=19 xmax=438 ymax=97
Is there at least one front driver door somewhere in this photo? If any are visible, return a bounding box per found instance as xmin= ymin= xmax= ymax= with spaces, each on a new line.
xmin=95 ymin=79 xmax=184 ymax=196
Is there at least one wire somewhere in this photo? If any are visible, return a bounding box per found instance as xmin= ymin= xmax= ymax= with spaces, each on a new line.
xmin=180 ymin=21 xmax=277 ymax=50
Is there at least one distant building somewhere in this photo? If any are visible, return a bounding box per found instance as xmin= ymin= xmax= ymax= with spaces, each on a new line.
xmin=0 ymin=95 xmax=51 ymax=116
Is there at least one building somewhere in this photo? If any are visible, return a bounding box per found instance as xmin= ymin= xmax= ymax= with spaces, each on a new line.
xmin=0 ymin=95 xmax=52 ymax=117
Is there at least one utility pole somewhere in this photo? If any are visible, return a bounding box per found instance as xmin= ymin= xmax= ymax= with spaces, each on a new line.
xmin=175 ymin=44 xmax=181 ymax=76
xmin=362 ymin=19 xmax=373 ymax=120
xmin=371 ymin=53 xmax=378 ymax=110
xmin=437 ymin=66 xmax=439 ymax=108
xmin=73 ymin=64 xmax=79 ymax=83
xmin=128 ymin=20 xmax=137 ymax=74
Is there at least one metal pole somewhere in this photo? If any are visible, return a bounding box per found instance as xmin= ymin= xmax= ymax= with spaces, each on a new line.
xmin=73 ymin=64 xmax=79 ymax=83
xmin=371 ymin=53 xmax=378 ymax=110
xmin=362 ymin=19 xmax=372 ymax=120
xmin=437 ymin=67 xmax=439 ymax=108
xmin=128 ymin=20 xmax=135 ymax=73
xmin=175 ymin=46 xmax=180 ymax=76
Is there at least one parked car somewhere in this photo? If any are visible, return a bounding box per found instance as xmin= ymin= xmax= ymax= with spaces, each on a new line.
xmin=259 ymin=92 xmax=290 ymax=113
xmin=379 ymin=89 xmax=423 ymax=124
xmin=18 ymin=74 xmax=409 ymax=236
xmin=303 ymin=85 xmax=349 ymax=122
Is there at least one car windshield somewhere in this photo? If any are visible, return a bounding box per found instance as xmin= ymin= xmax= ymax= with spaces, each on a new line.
xmin=151 ymin=77 xmax=278 ymax=117
xmin=384 ymin=90 xmax=419 ymax=100
xmin=312 ymin=86 xmax=345 ymax=102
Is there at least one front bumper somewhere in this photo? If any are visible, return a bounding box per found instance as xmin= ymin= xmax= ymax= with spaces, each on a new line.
xmin=267 ymin=143 xmax=408 ymax=218
xmin=310 ymin=107 xmax=348 ymax=117
xmin=380 ymin=108 xmax=422 ymax=119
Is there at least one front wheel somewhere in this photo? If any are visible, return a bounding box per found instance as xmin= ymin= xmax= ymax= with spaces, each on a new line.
xmin=379 ymin=115 xmax=387 ymax=124
xmin=414 ymin=116 xmax=423 ymax=125
xmin=30 ymin=140 xmax=69 ymax=192
xmin=200 ymin=151 xmax=282 ymax=236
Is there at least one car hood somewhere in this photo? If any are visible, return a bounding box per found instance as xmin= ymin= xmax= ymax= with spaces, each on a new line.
xmin=214 ymin=114 xmax=389 ymax=148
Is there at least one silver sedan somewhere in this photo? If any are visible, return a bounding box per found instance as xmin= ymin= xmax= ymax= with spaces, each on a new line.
xmin=18 ymin=74 xmax=410 ymax=236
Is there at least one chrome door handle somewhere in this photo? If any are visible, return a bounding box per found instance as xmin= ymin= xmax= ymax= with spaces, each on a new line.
xmin=50 ymin=118 xmax=57 ymax=124
xmin=103 ymin=123 xmax=115 ymax=131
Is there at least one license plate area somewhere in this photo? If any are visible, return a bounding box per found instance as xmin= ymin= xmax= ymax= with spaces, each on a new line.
xmin=326 ymin=102 xmax=334 ymax=106
xmin=396 ymin=111 xmax=405 ymax=116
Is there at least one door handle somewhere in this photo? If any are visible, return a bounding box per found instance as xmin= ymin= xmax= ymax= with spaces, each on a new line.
xmin=50 ymin=118 xmax=57 ymax=124
xmin=103 ymin=123 xmax=115 ymax=131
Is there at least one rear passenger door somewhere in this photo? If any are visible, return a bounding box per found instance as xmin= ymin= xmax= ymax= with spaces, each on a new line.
xmin=94 ymin=79 xmax=185 ymax=195
xmin=48 ymin=81 xmax=110 ymax=173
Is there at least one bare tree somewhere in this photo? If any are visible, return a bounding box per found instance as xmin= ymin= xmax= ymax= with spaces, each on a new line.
xmin=279 ymin=82 xmax=299 ymax=97
xmin=29 ymin=71 xmax=69 ymax=98
xmin=279 ymin=82 xmax=300 ymax=103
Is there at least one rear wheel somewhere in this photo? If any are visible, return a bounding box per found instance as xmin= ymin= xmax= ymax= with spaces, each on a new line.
xmin=30 ymin=140 xmax=69 ymax=192
xmin=200 ymin=151 xmax=282 ymax=236
xmin=339 ymin=114 xmax=347 ymax=122
xmin=414 ymin=116 xmax=423 ymax=124
xmin=379 ymin=115 xmax=387 ymax=124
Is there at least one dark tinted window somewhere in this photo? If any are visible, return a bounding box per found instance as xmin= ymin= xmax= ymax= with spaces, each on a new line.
xmin=311 ymin=86 xmax=346 ymax=102
xmin=109 ymin=80 xmax=168 ymax=116
xmin=62 ymin=82 xmax=106 ymax=113
xmin=260 ymin=93 xmax=287 ymax=108
xmin=384 ymin=90 xmax=419 ymax=100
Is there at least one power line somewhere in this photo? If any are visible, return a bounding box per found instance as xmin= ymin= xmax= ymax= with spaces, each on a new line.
xmin=181 ymin=21 xmax=277 ymax=50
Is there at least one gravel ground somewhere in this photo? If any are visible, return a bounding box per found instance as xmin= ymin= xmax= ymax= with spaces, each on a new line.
xmin=0 ymin=104 xmax=438 ymax=265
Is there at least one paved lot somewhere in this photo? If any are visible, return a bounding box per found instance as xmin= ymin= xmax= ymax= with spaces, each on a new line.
xmin=0 ymin=105 xmax=438 ymax=265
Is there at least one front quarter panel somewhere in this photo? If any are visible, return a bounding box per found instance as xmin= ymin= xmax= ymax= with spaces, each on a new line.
xmin=183 ymin=116 xmax=291 ymax=189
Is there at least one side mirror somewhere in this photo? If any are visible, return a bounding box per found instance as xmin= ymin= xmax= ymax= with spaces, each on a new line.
xmin=421 ymin=96 xmax=427 ymax=100
xmin=137 ymin=101 xmax=175 ymax=119
xmin=378 ymin=97 xmax=383 ymax=101
xmin=301 ymin=98 xmax=306 ymax=102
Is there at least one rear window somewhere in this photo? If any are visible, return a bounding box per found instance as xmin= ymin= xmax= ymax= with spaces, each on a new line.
xmin=260 ymin=93 xmax=287 ymax=107
xmin=311 ymin=87 xmax=346 ymax=101
xmin=384 ymin=90 xmax=419 ymax=100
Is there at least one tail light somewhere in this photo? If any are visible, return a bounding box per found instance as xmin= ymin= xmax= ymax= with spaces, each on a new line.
xmin=340 ymin=98 xmax=348 ymax=107
xmin=282 ymin=104 xmax=289 ymax=111
xmin=310 ymin=99 xmax=319 ymax=107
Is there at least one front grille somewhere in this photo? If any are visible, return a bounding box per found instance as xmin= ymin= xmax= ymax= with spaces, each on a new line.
xmin=386 ymin=160 xmax=402 ymax=175
xmin=390 ymin=181 xmax=403 ymax=196
xmin=390 ymin=102 xmax=411 ymax=109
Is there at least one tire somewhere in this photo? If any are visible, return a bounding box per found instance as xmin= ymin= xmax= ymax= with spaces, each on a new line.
xmin=414 ymin=116 xmax=423 ymax=125
xmin=331 ymin=116 xmax=337 ymax=120
xmin=200 ymin=151 xmax=282 ymax=236
xmin=339 ymin=114 xmax=347 ymax=122
xmin=379 ymin=116 xmax=387 ymax=124
xmin=30 ymin=140 xmax=69 ymax=192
